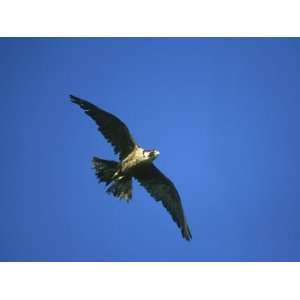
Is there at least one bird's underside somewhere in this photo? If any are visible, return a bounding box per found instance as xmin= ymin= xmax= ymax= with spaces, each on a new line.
xmin=70 ymin=94 xmax=192 ymax=241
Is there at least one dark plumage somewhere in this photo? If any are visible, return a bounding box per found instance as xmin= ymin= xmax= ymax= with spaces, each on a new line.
xmin=70 ymin=95 xmax=192 ymax=241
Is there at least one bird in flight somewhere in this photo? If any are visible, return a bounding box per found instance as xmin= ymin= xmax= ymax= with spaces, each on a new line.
xmin=70 ymin=95 xmax=192 ymax=241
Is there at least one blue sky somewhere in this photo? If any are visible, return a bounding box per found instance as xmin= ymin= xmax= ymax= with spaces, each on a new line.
xmin=1 ymin=38 xmax=300 ymax=261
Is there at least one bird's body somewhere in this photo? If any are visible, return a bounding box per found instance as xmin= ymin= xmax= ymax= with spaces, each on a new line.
xmin=71 ymin=95 xmax=192 ymax=241
xmin=120 ymin=146 xmax=159 ymax=173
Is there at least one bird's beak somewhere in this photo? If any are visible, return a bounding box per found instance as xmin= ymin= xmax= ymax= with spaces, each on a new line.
xmin=154 ymin=150 xmax=160 ymax=157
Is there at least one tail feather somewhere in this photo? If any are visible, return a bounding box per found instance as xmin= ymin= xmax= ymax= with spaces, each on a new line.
xmin=107 ymin=177 xmax=132 ymax=202
xmin=93 ymin=157 xmax=132 ymax=202
xmin=93 ymin=157 xmax=119 ymax=186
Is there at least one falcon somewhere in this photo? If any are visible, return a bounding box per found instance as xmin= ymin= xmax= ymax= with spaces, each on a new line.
xmin=70 ymin=95 xmax=192 ymax=241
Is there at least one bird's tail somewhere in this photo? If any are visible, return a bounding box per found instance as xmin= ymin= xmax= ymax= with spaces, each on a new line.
xmin=106 ymin=177 xmax=132 ymax=202
xmin=93 ymin=157 xmax=132 ymax=202
xmin=93 ymin=157 xmax=119 ymax=186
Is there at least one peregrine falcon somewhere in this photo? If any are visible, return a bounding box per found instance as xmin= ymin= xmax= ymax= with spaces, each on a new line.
xmin=71 ymin=95 xmax=192 ymax=241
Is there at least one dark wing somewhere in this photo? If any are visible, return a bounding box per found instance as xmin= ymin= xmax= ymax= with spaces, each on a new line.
xmin=134 ymin=164 xmax=192 ymax=241
xmin=70 ymin=95 xmax=137 ymax=160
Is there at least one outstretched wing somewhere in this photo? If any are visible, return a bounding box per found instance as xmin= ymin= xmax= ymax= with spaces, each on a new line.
xmin=134 ymin=164 xmax=192 ymax=241
xmin=70 ymin=95 xmax=137 ymax=160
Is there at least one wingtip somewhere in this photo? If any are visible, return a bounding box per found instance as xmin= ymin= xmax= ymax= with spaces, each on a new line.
xmin=184 ymin=235 xmax=192 ymax=242
xmin=70 ymin=95 xmax=87 ymax=108
xmin=70 ymin=95 xmax=93 ymax=109
xmin=183 ymin=224 xmax=192 ymax=241
xmin=70 ymin=94 xmax=79 ymax=103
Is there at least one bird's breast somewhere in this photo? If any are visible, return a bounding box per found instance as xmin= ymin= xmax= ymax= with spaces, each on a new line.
xmin=121 ymin=147 xmax=148 ymax=172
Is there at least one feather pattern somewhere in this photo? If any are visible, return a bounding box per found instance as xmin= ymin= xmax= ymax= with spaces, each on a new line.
xmin=134 ymin=164 xmax=192 ymax=241
xmin=70 ymin=95 xmax=137 ymax=160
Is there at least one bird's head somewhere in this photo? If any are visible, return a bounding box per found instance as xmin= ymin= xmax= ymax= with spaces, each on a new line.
xmin=143 ymin=149 xmax=160 ymax=161
xmin=151 ymin=149 xmax=160 ymax=158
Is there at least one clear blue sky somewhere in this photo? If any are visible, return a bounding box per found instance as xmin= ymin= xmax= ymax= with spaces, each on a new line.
xmin=1 ymin=38 xmax=300 ymax=261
